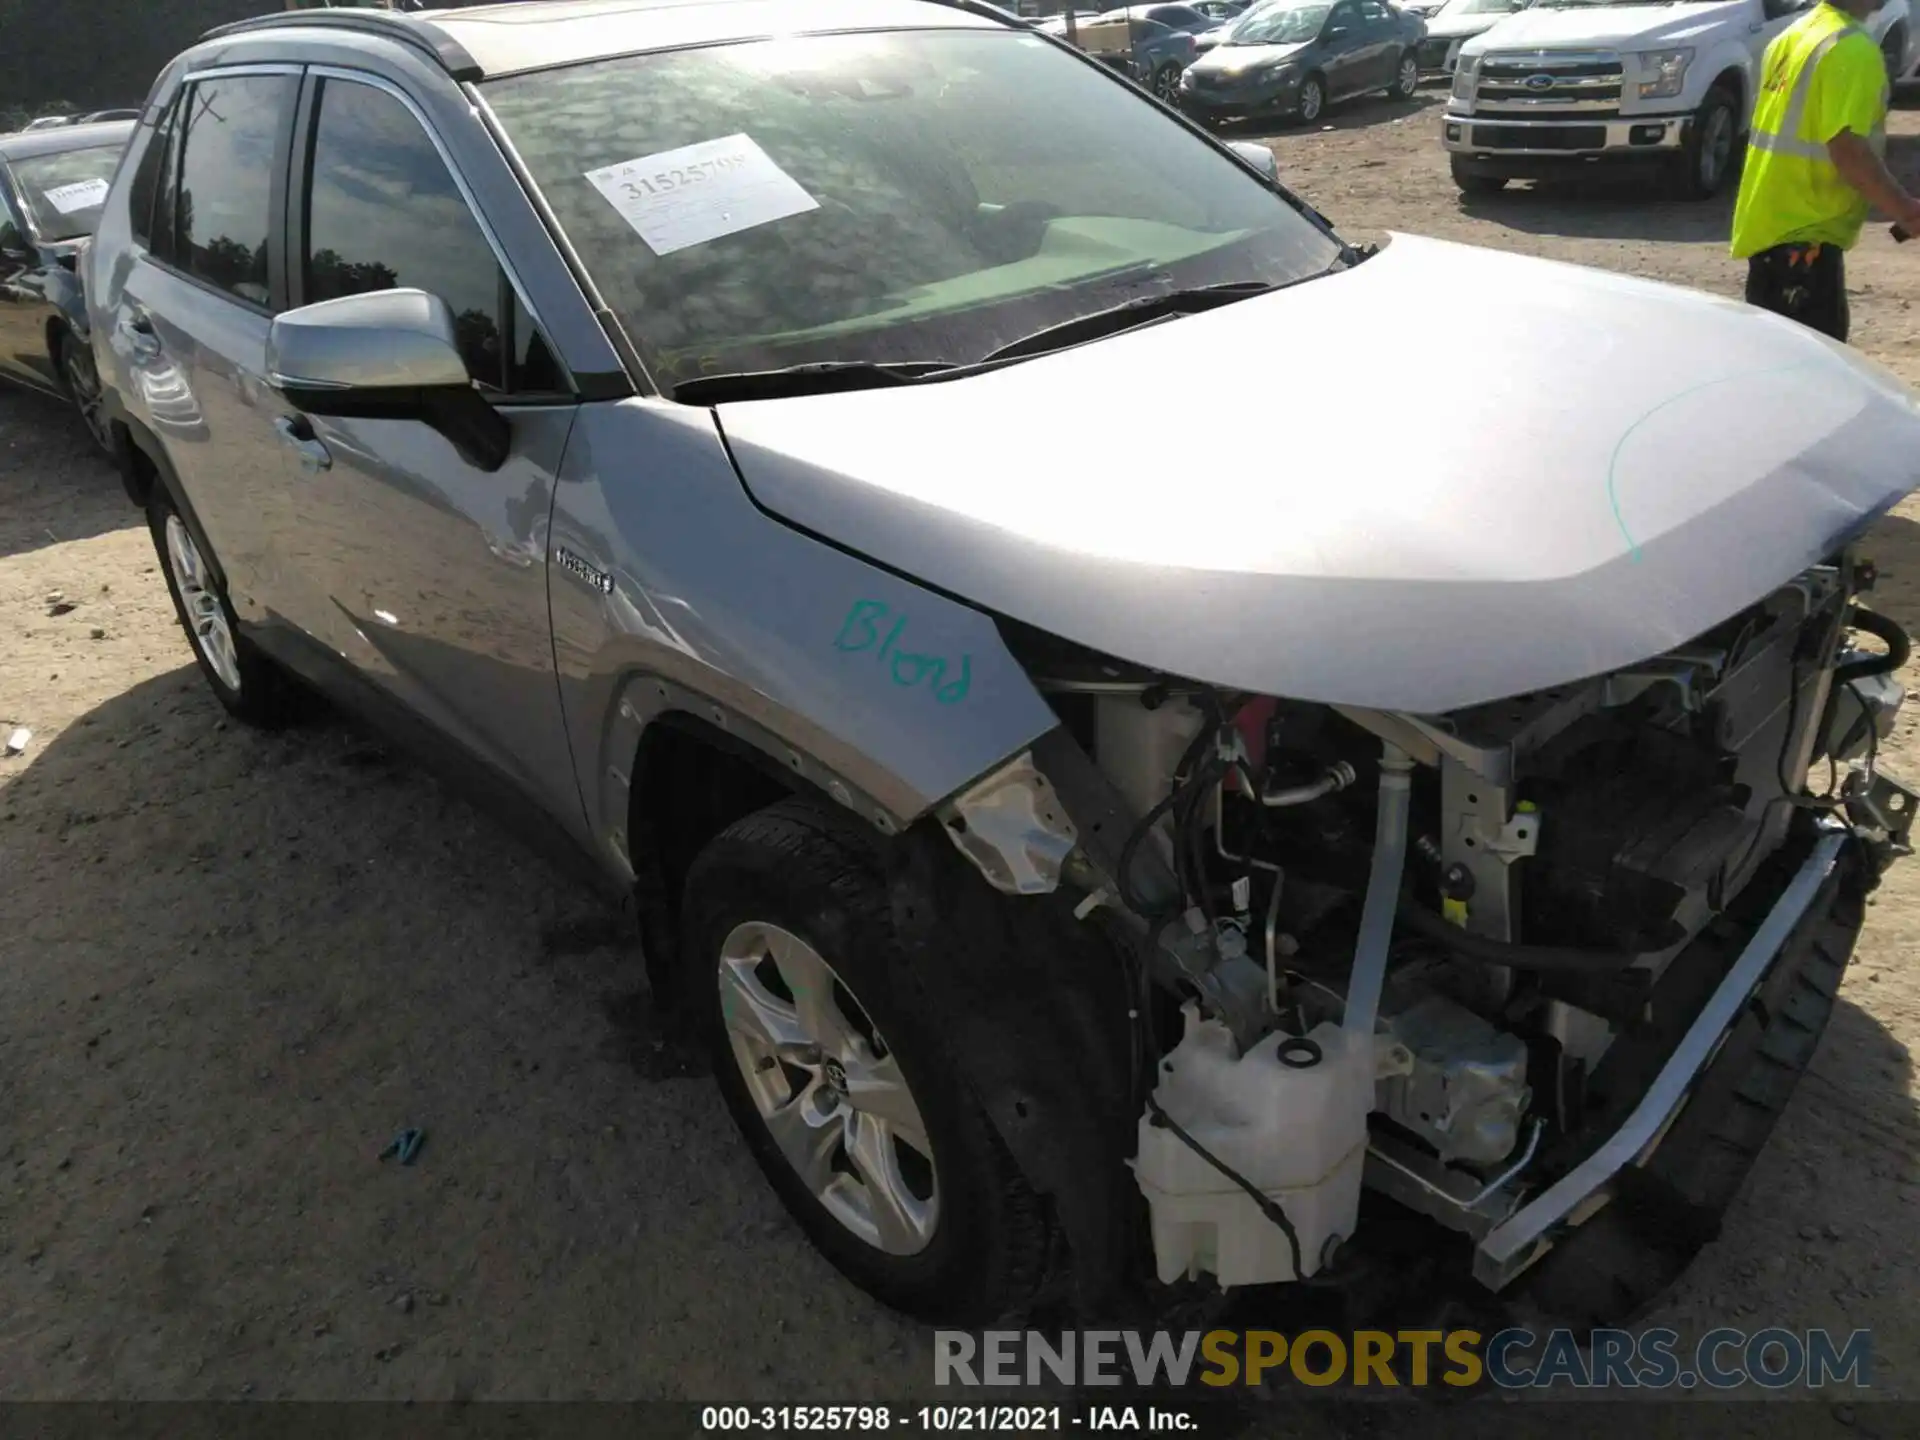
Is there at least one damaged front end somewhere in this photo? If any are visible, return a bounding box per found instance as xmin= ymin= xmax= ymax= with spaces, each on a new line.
xmin=933 ymin=553 xmax=1914 ymax=1310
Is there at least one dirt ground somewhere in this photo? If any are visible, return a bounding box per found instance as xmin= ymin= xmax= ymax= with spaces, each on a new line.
xmin=5 ymin=90 xmax=1920 ymax=1414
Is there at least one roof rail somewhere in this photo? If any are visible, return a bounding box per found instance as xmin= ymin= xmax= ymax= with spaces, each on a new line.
xmin=200 ymin=10 xmax=483 ymax=81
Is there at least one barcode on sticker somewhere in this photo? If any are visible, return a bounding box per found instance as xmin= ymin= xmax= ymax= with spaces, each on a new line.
xmin=583 ymin=134 xmax=818 ymax=256
xmin=42 ymin=177 xmax=109 ymax=214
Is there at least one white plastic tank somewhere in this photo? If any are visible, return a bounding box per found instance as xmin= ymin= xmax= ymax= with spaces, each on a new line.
xmin=1094 ymin=695 xmax=1206 ymax=844
xmin=1133 ymin=1005 xmax=1374 ymax=1287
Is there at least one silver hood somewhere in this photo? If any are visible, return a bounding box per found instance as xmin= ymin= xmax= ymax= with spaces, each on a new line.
xmin=717 ymin=234 xmax=1920 ymax=713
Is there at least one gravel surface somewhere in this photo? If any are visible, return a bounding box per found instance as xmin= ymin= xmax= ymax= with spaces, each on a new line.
xmin=4 ymin=91 xmax=1920 ymax=1410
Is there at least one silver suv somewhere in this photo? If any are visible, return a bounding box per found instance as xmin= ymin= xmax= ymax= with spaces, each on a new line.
xmin=88 ymin=0 xmax=1920 ymax=1325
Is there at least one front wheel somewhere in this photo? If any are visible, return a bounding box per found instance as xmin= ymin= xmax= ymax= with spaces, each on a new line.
xmin=1153 ymin=64 xmax=1182 ymax=103
xmin=1671 ymin=86 xmax=1739 ymax=200
xmin=1296 ymin=74 xmax=1326 ymax=124
xmin=685 ymin=799 xmax=1054 ymax=1323
xmin=1388 ymin=49 xmax=1419 ymax=100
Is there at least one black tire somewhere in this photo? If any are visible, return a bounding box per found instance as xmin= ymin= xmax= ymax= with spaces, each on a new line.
xmin=55 ymin=329 xmax=111 ymax=455
xmin=1295 ymin=73 xmax=1327 ymax=124
xmin=1671 ymin=84 xmax=1740 ymax=200
xmin=146 ymin=483 xmax=306 ymax=728
xmin=1451 ymin=155 xmax=1509 ymax=195
xmin=1883 ymin=27 xmax=1907 ymax=88
xmin=684 ymin=798 xmax=1054 ymax=1323
xmin=1152 ymin=64 xmax=1182 ymax=104
xmin=1519 ymin=858 xmax=1866 ymax=1326
xmin=1387 ymin=48 xmax=1419 ymax=100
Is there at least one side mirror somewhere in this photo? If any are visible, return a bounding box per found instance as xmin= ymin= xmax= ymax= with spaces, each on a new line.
xmin=1228 ymin=138 xmax=1281 ymax=181
xmin=266 ymin=288 xmax=511 ymax=472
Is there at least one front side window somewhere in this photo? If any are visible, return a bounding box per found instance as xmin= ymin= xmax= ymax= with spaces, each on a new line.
xmin=171 ymin=73 xmax=292 ymax=306
xmin=11 ymin=143 xmax=124 ymax=242
xmin=300 ymin=78 xmax=559 ymax=392
xmin=485 ymin=29 xmax=1340 ymax=388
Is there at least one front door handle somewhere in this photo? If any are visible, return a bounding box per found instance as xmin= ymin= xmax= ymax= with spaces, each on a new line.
xmin=120 ymin=310 xmax=161 ymax=359
xmin=274 ymin=413 xmax=332 ymax=473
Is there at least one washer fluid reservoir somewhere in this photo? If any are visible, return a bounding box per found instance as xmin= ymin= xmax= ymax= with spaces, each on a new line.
xmin=1133 ymin=1004 xmax=1372 ymax=1286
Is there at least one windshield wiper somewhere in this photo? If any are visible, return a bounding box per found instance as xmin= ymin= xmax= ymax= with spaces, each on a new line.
xmin=976 ymin=279 xmax=1292 ymax=366
xmin=670 ymin=359 xmax=956 ymax=405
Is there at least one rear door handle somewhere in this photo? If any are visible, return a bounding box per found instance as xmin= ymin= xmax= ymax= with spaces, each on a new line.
xmin=274 ymin=413 xmax=333 ymax=473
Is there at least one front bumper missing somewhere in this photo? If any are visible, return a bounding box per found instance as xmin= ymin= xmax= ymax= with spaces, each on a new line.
xmin=1468 ymin=824 xmax=1852 ymax=1289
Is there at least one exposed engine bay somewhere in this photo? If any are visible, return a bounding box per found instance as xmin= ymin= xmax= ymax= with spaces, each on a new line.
xmin=978 ymin=554 xmax=1917 ymax=1294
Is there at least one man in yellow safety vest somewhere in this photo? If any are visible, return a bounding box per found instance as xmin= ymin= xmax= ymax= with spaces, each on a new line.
xmin=1730 ymin=0 xmax=1920 ymax=341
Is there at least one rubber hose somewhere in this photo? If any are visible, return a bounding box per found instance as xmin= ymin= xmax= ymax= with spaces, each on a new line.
xmin=1834 ymin=606 xmax=1910 ymax=686
xmin=1396 ymin=898 xmax=1643 ymax=973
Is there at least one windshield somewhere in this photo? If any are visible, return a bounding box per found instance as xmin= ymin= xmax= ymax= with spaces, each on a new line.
xmin=11 ymin=144 xmax=121 ymax=241
xmin=1226 ymin=3 xmax=1332 ymax=43
xmin=485 ymin=29 xmax=1340 ymax=386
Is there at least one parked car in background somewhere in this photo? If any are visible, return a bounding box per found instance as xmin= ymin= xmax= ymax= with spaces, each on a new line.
xmin=22 ymin=115 xmax=77 ymax=132
xmin=1192 ymin=0 xmax=1255 ymax=47
xmin=1049 ymin=9 xmax=1202 ymax=98
xmin=1113 ymin=1 xmax=1232 ymax=34
xmin=80 ymin=109 xmax=143 ymax=123
xmin=1445 ymin=0 xmax=1913 ymax=198
xmin=0 ymin=119 xmax=132 ymax=449
xmin=1180 ymin=0 xmax=1424 ymax=123
xmin=1412 ymin=0 xmax=1530 ymax=74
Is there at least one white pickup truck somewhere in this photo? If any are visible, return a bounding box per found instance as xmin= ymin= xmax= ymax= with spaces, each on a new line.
xmin=1442 ymin=0 xmax=1913 ymax=197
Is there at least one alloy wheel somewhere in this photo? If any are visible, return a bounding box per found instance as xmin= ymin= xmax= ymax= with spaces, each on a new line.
xmin=718 ymin=921 xmax=939 ymax=1256
xmin=1300 ymin=80 xmax=1324 ymax=122
xmin=1397 ymin=55 xmax=1418 ymax=96
xmin=62 ymin=341 xmax=110 ymax=453
xmin=163 ymin=514 xmax=243 ymax=694
xmin=1154 ymin=67 xmax=1180 ymax=101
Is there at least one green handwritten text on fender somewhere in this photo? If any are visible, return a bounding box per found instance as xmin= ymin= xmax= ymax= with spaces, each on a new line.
xmin=833 ymin=600 xmax=972 ymax=705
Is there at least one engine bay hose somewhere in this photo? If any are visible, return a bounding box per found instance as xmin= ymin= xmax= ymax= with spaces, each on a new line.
xmin=1395 ymin=898 xmax=1644 ymax=973
xmin=1834 ymin=606 xmax=1910 ymax=687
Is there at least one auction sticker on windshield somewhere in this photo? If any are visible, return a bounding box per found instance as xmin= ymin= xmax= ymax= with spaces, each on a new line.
xmin=42 ymin=177 xmax=109 ymax=214
xmin=584 ymin=135 xmax=819 ymax=256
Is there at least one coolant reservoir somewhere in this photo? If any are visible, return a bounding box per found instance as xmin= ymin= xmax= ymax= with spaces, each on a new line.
xmin=1134 ymin=1005 xmax=1373 ymax=1287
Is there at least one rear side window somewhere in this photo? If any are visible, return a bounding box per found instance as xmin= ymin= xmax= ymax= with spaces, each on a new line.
xmin=171 ymin=72 xmax=294 ymax=307
xmin=300 ymin=77 xmax=562 ymax=393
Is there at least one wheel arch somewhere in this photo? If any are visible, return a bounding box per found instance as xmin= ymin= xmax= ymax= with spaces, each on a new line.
xmin=612 ymin=680 xmax=901 ymax=999
xmin=1700 ymin=48 xmax=1752 ymax=126
xmin=1708 ymin=63 xmax=1746 ymax=115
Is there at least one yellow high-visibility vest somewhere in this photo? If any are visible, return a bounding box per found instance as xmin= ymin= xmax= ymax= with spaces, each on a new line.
xmin=1729 ymin=2 xmax=1889 ymax=258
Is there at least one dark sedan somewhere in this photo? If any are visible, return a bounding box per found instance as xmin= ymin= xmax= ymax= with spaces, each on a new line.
xmin=0 ymin=119 xmax=131 ymax=449
xmin=1178 ymin=0 xmax=1424 ymax=125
